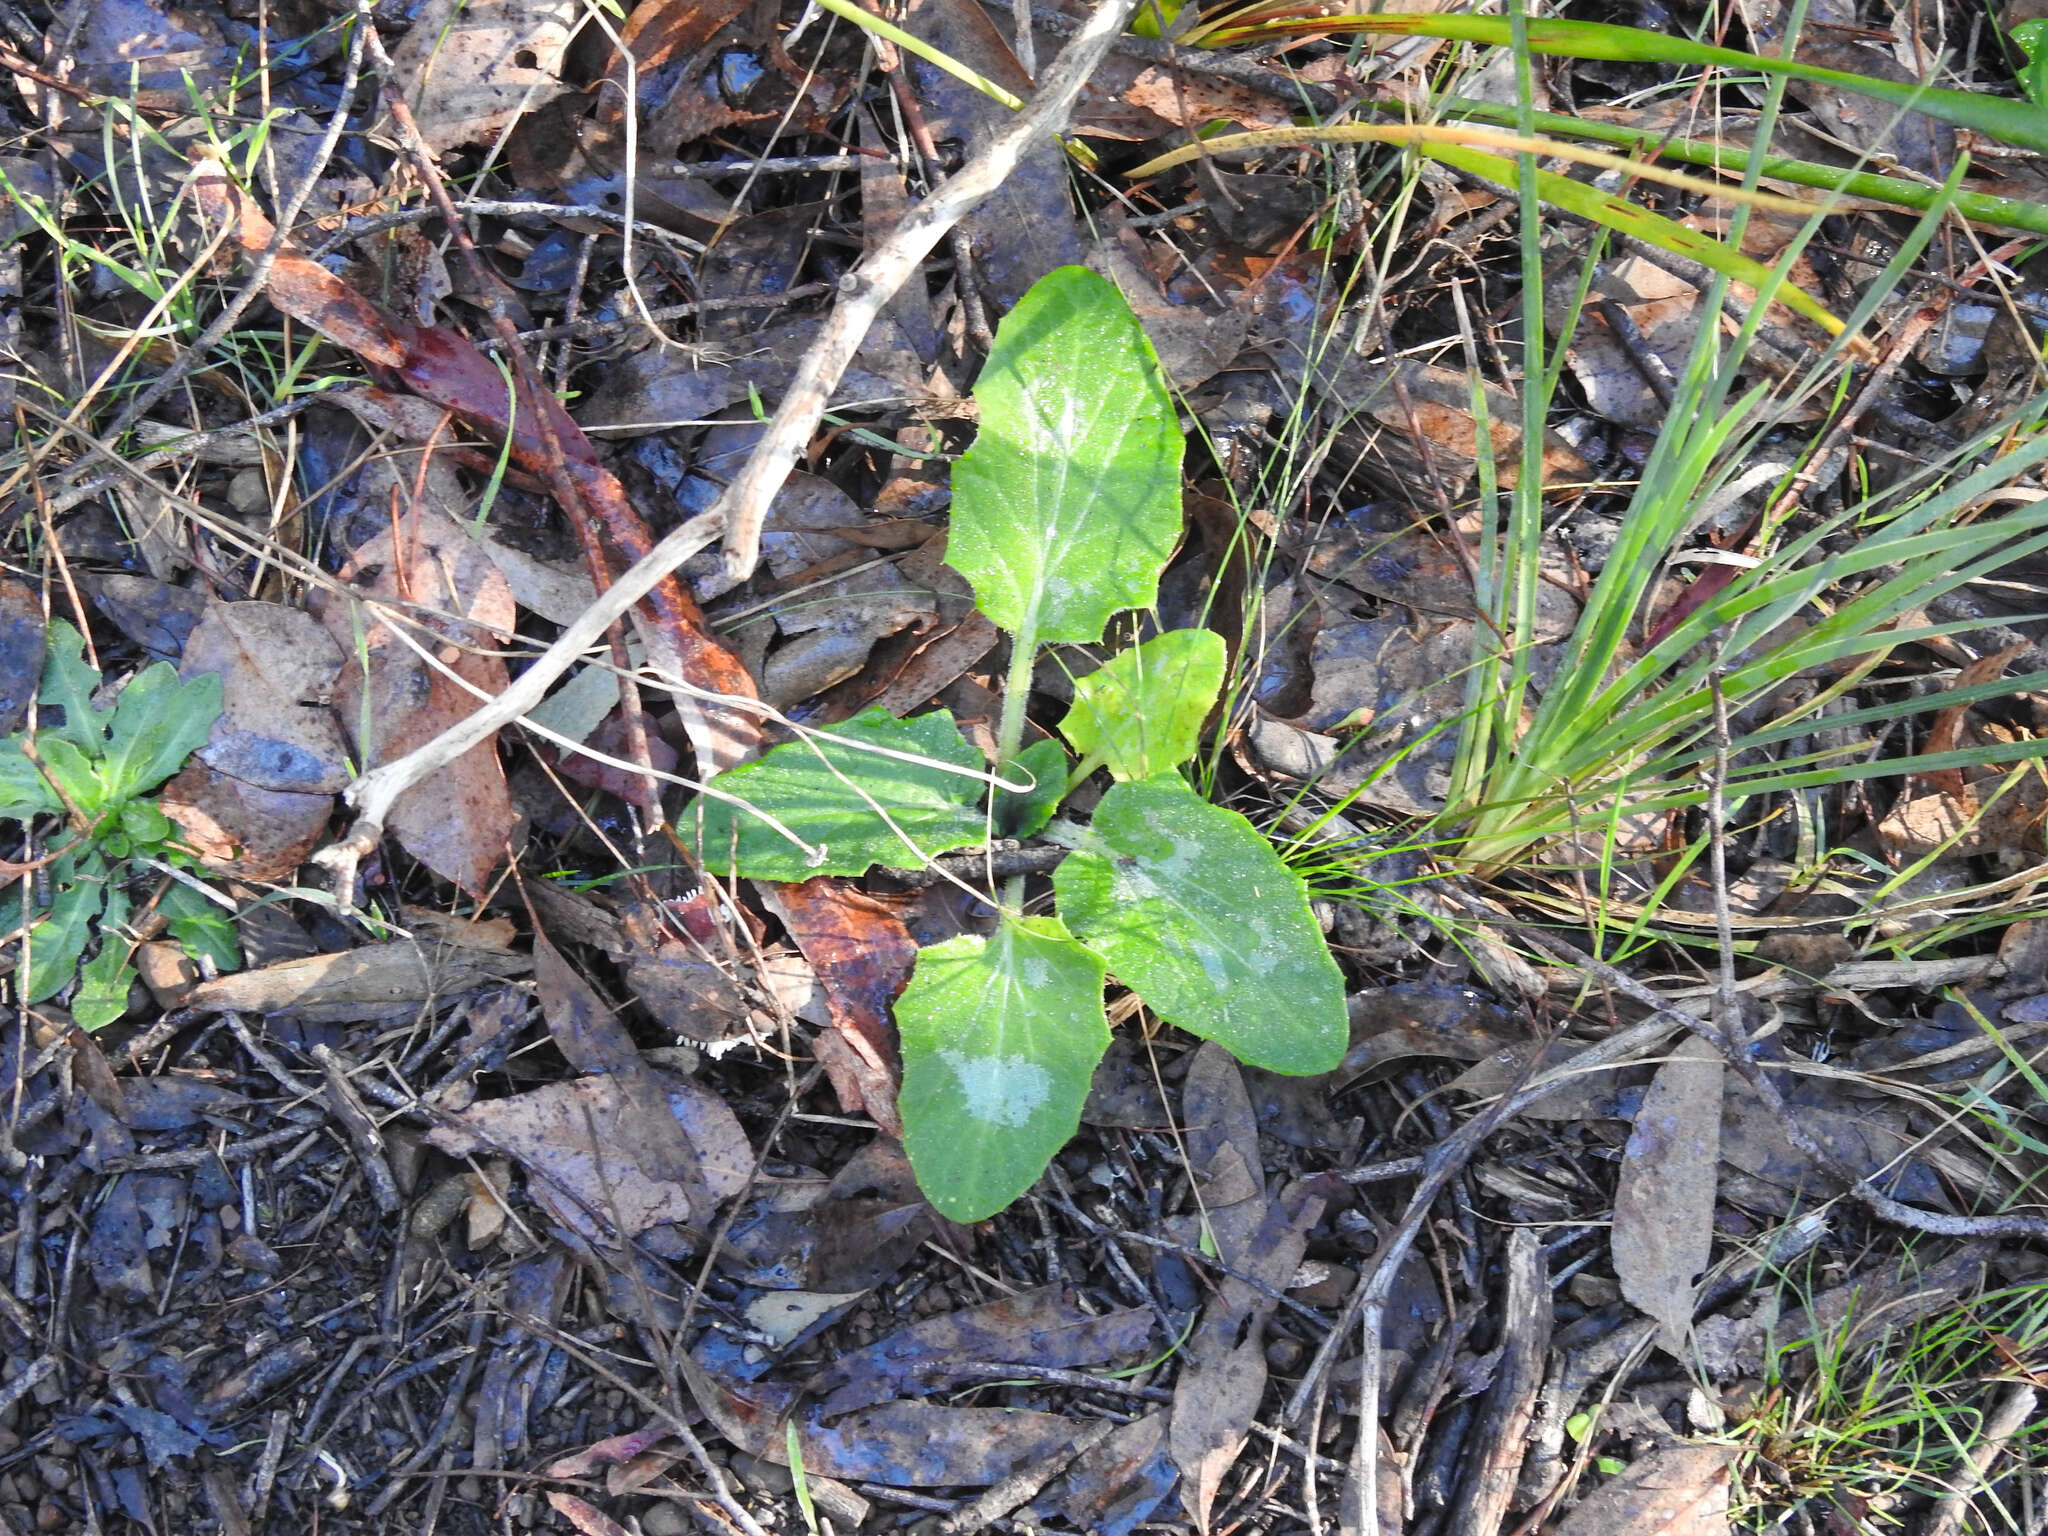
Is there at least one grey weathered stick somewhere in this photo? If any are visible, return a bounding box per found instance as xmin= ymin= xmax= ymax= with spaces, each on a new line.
xmin=317 ymin=0 xmax=1142 ymax=882
xmin=1447 ymin=1228 xmax=1550 ymax=1536
xmin=1922 ymin=1379 xmax=2039 ymax=1536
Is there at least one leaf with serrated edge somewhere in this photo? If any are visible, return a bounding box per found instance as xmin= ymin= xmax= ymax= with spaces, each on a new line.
xmin=24 ymin=861 xmax=104 ymax=1003
xmin=72 ymin=887 xmax=134 ymax=1031
xmin=691 ymin=706 xmax=988 ymax=881
xmin=40 ymin=621 xmax=112 ymax=752
xmin=101 ymin=665 xmax=223 ymax=804
xmin=1055 ymin=775 xmax=1346 ymax=1075
xmin=1061 ymin=629 xmax=1226 ymax=781
xmin=949 ymin=267 xmax=1183 ymax=646
xmin=0 ymin=741 xmax=58 ymax=821
xmin=898 ymin=916 xmax=1109 ymax=1222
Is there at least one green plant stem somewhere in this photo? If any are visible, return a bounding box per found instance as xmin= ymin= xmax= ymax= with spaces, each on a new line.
xmin=996 ymin=624 xmax=1039 ymax=915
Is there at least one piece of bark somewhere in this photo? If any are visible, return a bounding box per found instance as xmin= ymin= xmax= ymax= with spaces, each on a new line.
xmin=1447 ymin=1228 xmax=1551 ymax=1536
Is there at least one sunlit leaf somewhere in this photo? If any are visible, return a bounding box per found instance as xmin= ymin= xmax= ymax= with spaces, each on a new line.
xmin=898 ymin=915 xmax=1109 ymax=1223
xmin=690 ymin=706 xmax=988 ymax=881
xmin=1060 ymin=629 xmax=1226 ymax=781
xmin=949 ymin=267 xmax=1184 ymax=646
xmin=1054 ymin=775 xmax=1346 ymax=1075
xmin=100 ymin=665 xmax=224 ymax=804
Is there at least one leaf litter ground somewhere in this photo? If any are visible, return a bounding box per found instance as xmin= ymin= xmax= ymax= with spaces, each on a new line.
xmin=5 ymin=0 xmax=2048 ymax=1530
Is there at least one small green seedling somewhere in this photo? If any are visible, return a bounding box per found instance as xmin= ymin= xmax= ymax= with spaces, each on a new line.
xmin=692 ymin=267 xmax=1347 ymax=1221
xmin=0 ymin=622 xmax=237 ymax=1028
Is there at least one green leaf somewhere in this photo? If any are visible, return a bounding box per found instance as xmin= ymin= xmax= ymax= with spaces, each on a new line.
xmin=949 ymin=267 xmax=1184 ymax=646
xmin=0 ymin=740 xmax=59 ymax=822
xmin=22 ymin=864 xmax=105 ymax=1003
xmin=1053 ymin=776 xmax=1346 ymax=1075
xmin=100 ymin=664 xmax=222 ymax=803
xmin=160 ymin=880 xmax=240 ymax=973
xmin=39 ymin=620 xmax=111 ymax=754
xmin=72 ymin=887 xmax=134 ymax=1031
xmin=36 ymin=736 xmax=106 ymax=817
xmin=1060 ymin=629 xmax=1226 ymax=781
xmin=690 ymin=706 xmax=988 ymax=881
xmin=898 ymin=915 xmax=1110 ymax=1222
xmin=121 ymin=800 xmax=172 ymax=844
xmin=994 ymin=738 xmax=1069 ymax=839
xmin=2017 ymin=21 xmax=2048 ymax=108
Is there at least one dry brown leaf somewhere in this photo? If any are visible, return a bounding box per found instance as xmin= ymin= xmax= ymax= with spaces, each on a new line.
xmin=1367 ymin=362 xmax=1592 ymax=491
xmin=757 ymin=879 xmax=916 ymax=1137
xmin=320 ymin=501 xmax=519 ymax=896
xmin=386 ymin=0 xmax=579 ymax=154
xmin=1613 ymin=1037 xmax=1724 ymax=1357
xmin=1552 ymin=1443 xmax=1734 ymax=1536
xmin=428 ymin=1069 xmax=749 ymax=1244
xmin=182 ymin=600 xmax=349 ymax=794
xmin=159 ymin=761 xmax=334 ymax=882
xmin=1167 ymin=1046 xmax=1324 ymax=1531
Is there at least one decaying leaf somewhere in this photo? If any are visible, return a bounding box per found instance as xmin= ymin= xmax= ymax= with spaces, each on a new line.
xmin=1365 ymin=361 xmax=1592 ymax=493
xmin=181 ymin=600 xmax=349 ymax=795
xmin=795 ymin=1401 xmax=1092 ymax=1488
xmin=1552 ymin=1443 xmax=1734 ymax=1536
xmin=1167 ymin=1046 xmax=1324 ymax=1531
xmin=385 ymin=0 xmax=579 ymax=154
xmin=757 ymin=879 xmax=916 ymax=1137
xmin=429 ymin=1068 xmax=749 ymax=1247
xmin=804 ymin=1287 xmax=1154 ymax=1418
xmin=320 ymin=501 xmax=519 ymax=896
xmin=1613 ymin=1037 xmax=1724 ymax=1357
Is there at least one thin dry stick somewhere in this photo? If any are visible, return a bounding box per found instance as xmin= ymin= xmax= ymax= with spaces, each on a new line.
xmin=1283 ymin=1004 xmax=1691 ymax=1434
xmin=320 ymin=0 xmax=1142 ymax=861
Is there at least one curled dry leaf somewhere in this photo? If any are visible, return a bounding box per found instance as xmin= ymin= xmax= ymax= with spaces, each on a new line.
xmin=757 ymin=878 xmax=917 ymax=1137
xmin=1612 ymin=1037 xmax=1723 ymax=1358
xmin=181 ymin=940 xmax=530 ymax=1014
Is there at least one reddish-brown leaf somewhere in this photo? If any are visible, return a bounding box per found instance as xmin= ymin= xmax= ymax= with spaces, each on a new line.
xmin=758 ymin=878 xmax=917 ymax=1137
